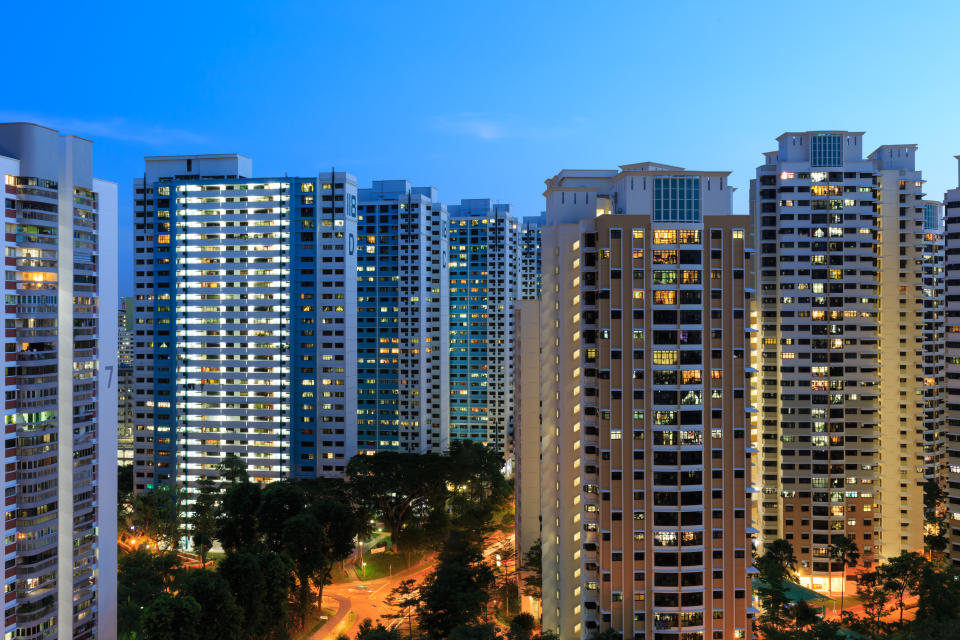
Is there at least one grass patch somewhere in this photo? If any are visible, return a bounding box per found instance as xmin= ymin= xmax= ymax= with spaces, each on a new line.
xmin=356 ymin=550 xmax=425 ymax=581
xmin=292 ymin=608 xmax=337 ymax=640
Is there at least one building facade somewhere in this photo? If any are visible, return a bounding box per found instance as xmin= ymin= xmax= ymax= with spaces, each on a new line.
xmin=448 ymin=200 xmax=519 ymax=451
xmin=119 ymin=297 xmax=134 ymax=464
xmin=132 ymin=155 xmax=358 ymax=494
xmin=944 ymin=159 xmax=960 ymax=565
xmin=535 ymin=162 xmax=754 ymax=640
xmin=356 ymin=181 xmax=449 ymax=453
xmin=752 ymin=132 xmax=938 ymax=591
xmin=520 ymin=214 xmax=544 ymax=300
xmin=513 ymin=297 xmax=541 ymax=617
xmin=0 ymin=123 xmax=118 ymax=640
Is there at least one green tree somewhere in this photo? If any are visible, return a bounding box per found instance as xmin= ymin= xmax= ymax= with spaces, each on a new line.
xmin=508 ymin=613 xmax=537 ymax=640
xmin=191 ymin=477 xmax=219 ymax=566
xmin=923 ymin=478 xmax=949 ymax=558
xmin=217 ymin=480 xmax=262 ymax=552
xmin=280 ymin=501 xmax=361 ymax=627
xmin=754 ymin=539 xmax=797 ymax=637
xmin=449 ymin=624 xmax=500 ymax=640
xmin=418 ymin=530 xmax=495 ymax=639
xmin=219 ymin=453 xmax=249 ymax=483
xmin=177 ymin=569 xmax=244 ymax=640
xmin=347 ymin=452 xmax=449 ymax=553
xmin=119 ymin=464 xmax=134 ymax=500
xmin=258 ymin=481 xmax=306 ymax=552
xmin=354 ymin=618 xmax=403 ymax=640
xmin=882 ymin=551 xmax=925 ymax=625
xmin=855 ymin=570 xmax=889 ymax=638
xmin=828 ymin=535 xmax=860 ymax=614
xmin=128 ymin=485 xmax=183 ymax=551
xmin=139 ymin=592 xmax=201 ymax=640
xmin=384 ymin=578 xmax=419 ymax=637
xmin=219 ymin=550 xmax=292 ymax=640
xmin=446 ymin=440 xmax=511 ymax=533
xmin=520 ymin=539 xmax=542 ymax=600
xmin=118 ymin=549 xmax=180 ymax=639
xmin=914 ymin=560 xmax=960 ymax=626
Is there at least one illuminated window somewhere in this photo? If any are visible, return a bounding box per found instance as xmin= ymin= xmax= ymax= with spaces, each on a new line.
xmin=654 ymin=290 xmax=676 ymax=305
xmin=632 ymin=229 xmax=644 ymax=240
xmin=301 ymin=182 xmax=315 ymax=192
xmin=653 ymin=270 xmax=677 ymax=285
xmin=732 ymin=230 xmax=744 ymax=239
xmin=678 ymin=229 xmax=700 ymax=244
xmin=653 ymin=350 xmax=678 ymax=365
xmin=653 ymin=229 xmax=677 ymax=244
xmin=680 ymin=270 xmax=701 ymax=284
xmin=652 ymin=250 xmax=678 ymax=265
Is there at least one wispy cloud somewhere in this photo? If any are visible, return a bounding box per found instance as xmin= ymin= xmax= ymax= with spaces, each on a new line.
xmin=432 ymin=113 xmax=582 ymax=142
xmin=433 ymin=114 xmax=508 ymax=140
xmin=0 ymin=111 xmax=211 ymax=146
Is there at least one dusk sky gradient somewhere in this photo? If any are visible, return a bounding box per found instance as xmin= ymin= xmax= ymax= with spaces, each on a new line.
xmin=4 ymin=0 xmax=959 ymax=296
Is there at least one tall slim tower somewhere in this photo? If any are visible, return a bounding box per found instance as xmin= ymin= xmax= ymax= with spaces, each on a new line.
xmin=944 ymin=157 xmax=960 ymax=566
xmin=752 ymin=132 xmax=937 ymax=590
xmin=132 ymin=156 xmax=359 ymax=492
xmin=356 ymin=181 xmax=449 ymax=453
xmin=0 ymin=123 xmax=118 ymax=640
xmin=448 ymin=199 xmax=519 ymax=451
xmin=520 ymin=214 xmax=544 ymax=300
xmin=533 ymin=162 xmax=754 ymax=639
xmin=119 ymin=297 xmax=135 ymax=464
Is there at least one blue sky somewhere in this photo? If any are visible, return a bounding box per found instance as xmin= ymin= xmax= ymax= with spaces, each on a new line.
xmin=3 ymin=0 xmax=959 ymax=296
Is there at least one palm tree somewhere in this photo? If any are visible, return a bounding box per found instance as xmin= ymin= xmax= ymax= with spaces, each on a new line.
xmin=765 ymin=538 xmax=798 ymax=580
xmin=829 ymin=535 xmax=860 ymax=614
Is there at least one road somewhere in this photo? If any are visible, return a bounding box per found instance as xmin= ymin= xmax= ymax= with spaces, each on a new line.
xmin=311 ymin=530 xmax=516 ymax=640
xmin=311 ymin=553 xmax=436 ymax=640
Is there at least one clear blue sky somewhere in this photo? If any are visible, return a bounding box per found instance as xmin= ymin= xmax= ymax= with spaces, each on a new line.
xmin=3 ymin=0 xmax=959 ymax=297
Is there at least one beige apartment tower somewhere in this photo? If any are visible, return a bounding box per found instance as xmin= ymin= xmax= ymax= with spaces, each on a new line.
xmin=528 ymin=162 xmax=755 ymax=640
xmin=752 ymin=132 xmax=942 ymax=592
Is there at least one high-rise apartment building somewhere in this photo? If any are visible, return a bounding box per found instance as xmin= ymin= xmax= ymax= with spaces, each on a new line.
xmin=356 ymin=181 xmax=449 ymax=453
xmin=119 ymin=297 xmax=134 ymax=464
xmin=448 ymin=199 xmax=519 ymax=451
xmin=513 ymin=297 xmax=541 ymax=617
xmin=132 ymin=155 xmax=358 ymax=492
xmin=919 ymin=201 xmax=945 ymax=484
xmin=530 ymin=162 xmax=754 ymax=639
xmin=520 ymin=214 xmax=544 ymax=300
xmin=944 ymin=159 xmax=960 ymax=565
xmin=752 ymin=132 xmax=939 ymax=591
xmin=0 ymin=123 xmax=118 ymax=640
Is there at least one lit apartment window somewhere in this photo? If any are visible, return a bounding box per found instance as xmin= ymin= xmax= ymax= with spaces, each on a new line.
xmin=653 ymin=229 xmax=677 ymax=244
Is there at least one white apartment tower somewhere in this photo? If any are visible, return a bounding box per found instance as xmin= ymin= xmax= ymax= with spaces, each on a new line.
xmin=448 ymin=199 xmax=520 ymax=451
xmin=752 ymin=132 xmax=940 ymax=591
xmin=356 ymin=181 xmax=449 ymax=453
xmin=132 ymin=156 xmax=358 ymax=492
xmin=530 ymin=162 xmax=755 ymax=640
xmin=0 ymin=123 xmax=118 ymax=640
